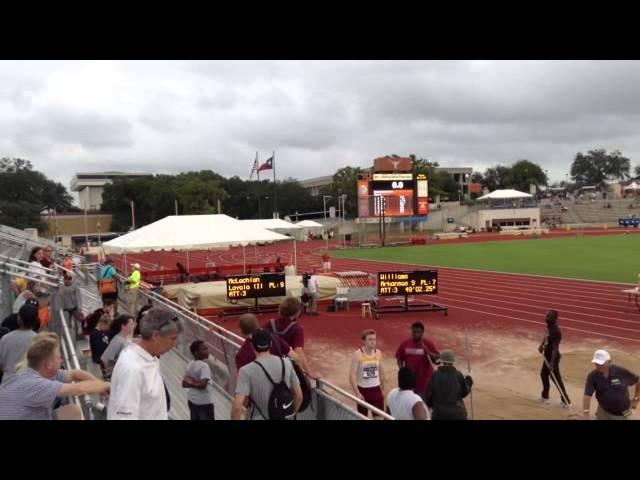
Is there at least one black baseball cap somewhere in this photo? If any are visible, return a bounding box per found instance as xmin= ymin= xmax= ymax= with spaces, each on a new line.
xmin=251 ymin=328 xmax=272 ymax=352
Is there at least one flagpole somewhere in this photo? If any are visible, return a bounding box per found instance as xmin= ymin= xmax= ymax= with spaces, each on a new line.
xmin=256 ymin=151 xmax=259 ymax=181
xmin=273 ymin=151 xmax=277 ymax=219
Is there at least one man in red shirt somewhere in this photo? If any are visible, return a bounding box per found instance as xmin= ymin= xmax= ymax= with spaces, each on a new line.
xmin=235 ymin=314 xmax=292 ymax=370
xmin=263 ymin=297 xmax=319 ymax=379
xmin=395 ymin=322 xmax=440 ymax=401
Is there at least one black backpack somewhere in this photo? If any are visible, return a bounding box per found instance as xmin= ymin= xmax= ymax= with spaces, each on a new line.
xmin=269 ymin=319 xmax=312 ymax=412
xmin=253 ymin=357 xmax=296 ymax=420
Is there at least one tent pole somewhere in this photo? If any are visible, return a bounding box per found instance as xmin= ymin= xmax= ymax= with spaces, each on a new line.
xmin=293 ymin=239 xmax=297 ymax=271
xmin=243 ymin=246 xmax=246 ymax=273
xmin=254 ymin=243 xmax=257 ymax=263
xmin=187 ymin=250 xmax=190 ymax=273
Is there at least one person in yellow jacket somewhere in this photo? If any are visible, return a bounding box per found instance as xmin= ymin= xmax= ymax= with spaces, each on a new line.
xmin=126 ymin=263 xmax=142 ymax=315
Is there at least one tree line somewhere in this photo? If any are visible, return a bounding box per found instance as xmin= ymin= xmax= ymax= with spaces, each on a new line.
xmin=1 ymin=150 xmax=639 ymax=232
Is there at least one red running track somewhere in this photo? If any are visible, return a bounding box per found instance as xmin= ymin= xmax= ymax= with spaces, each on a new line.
xmin=112 ymin=237 xmax=640 ymax=355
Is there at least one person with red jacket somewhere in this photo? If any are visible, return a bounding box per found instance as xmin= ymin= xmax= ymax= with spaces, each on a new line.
xmin=395 ymin=322 xmax=440 ymax=401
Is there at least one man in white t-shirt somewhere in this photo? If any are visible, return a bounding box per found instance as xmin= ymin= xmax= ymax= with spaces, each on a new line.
xmin=302 ymin=272 xmax=320 ymax=316
xmin=107 ymin=308 xmax=183 ymax=420
xmin=386 ymin=367 xmax=429 ymax=420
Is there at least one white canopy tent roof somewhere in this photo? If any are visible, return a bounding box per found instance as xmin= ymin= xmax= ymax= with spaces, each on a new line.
xmin=623 ymin=181 xmax=640 ymax=191
xmin=103 ymin=215 xmax=291 ymax=254
xmin=477 ymin=189 xmax=533 ymax=200
xmin=296 ymin=220 xmax=324 ymax=228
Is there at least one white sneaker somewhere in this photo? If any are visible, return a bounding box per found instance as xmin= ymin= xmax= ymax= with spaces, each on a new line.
xmin=560 ymin=402 xmax=570 ymax=409
xmin=538 ymin=397 xmax=551 ymax=404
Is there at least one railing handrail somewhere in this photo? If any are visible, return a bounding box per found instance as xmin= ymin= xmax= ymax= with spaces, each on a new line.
xmin=130 ymin=278 xmax=394 ymax=419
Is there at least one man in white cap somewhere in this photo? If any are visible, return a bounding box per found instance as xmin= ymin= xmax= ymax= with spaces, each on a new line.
xmin=126 ymin=263 xmax=142 ymax=315
xmin=583 ymin=349 xmax=640 ymax=420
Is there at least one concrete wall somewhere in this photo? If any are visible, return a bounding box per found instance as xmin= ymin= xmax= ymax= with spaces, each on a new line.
xmin=78 ymin=186 xmax=104 ymax=211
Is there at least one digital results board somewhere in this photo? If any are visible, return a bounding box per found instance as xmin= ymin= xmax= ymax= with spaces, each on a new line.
xmin=226 ymin=273 xmax=286 ymax=299
xmin=377 ymin=270 xmax=438 ymax=296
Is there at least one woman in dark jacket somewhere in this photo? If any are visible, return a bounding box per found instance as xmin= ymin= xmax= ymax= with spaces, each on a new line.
xmin=425 ymin=350 xmax=473 ymax=420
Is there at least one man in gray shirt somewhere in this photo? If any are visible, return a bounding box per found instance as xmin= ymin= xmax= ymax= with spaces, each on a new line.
xmin=0 ymin=332 xmax=110 ymax=420
xmin=0 ymin=301 xmax=39 ymax=382
xmin=232 ymin=329 xmax=302 ymax=420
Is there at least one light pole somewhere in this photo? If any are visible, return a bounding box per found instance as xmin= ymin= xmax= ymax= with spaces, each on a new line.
xmin=97 ymin=221 xmax=102 ymax=246
xmin=322 ymin=195 xmax=332 ymax=220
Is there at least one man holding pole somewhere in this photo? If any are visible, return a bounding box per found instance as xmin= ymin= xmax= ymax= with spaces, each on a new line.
xmin=538 ymin=309 xmax=571 ymax=408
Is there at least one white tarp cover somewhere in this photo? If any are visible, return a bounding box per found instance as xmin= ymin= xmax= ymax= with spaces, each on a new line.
xmin=296 ymin=220 xmax=324 ymax=228
xmin=623 ymin=182 xmax=640 ymax=191
xmin=477 ymin=189 xmax=533 ymax=200
xmin=103 ymin=214 xmax=291 ymax=253
xmin=241 ymin=219 xmax=302 ymax=230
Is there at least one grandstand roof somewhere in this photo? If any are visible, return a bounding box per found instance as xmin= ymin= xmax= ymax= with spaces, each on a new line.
xmin=102 ymin=214 xmax=291 ymax=253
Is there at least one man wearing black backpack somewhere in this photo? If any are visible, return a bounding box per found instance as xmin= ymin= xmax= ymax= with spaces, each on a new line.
xmin=232 ymin=329 xmax=302 ymax=420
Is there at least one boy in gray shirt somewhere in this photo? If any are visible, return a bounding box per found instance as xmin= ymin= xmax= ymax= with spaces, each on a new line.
xmin=182 ymin=340 xmax=215 ymax=420
xmin=232 ymin=329 xmax=302 ymax=420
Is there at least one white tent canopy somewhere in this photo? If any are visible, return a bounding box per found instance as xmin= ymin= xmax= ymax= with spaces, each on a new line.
xmin=296 ymin=220 xmax=324 ymax=228
xmin=103 ymin=215 xmax=291 ymax=254
xmin=477 ymin=189 xmax=533 ymax=200
xmin=623 ymin=181 xmax=640 ymax=191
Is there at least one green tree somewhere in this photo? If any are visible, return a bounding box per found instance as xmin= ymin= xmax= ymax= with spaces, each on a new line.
xmin=508 ymin=159 xmax=548 ymax=192
xmin=570 ymin=149 xmax=631 ymax=188
xmin=175 ymin=172 xmax=228 ymax=215
xmin=634 ymin=165 xmax=640 ymax=178
xmin=0 ymin=158 xmax=74 ymax=230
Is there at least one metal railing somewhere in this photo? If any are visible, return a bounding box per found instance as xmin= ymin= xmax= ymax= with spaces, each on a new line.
xmin=124 ymin=280 xmax=394 ymax=420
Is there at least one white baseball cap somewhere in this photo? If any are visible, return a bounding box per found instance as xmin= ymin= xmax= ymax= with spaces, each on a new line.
xmin=591 ymin=349 xmax=611 ymax=365
xmin=131 ymin=263 xmax=141 ymax=270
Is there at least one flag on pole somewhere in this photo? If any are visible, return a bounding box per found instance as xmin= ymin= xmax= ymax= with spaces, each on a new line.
xmin=258 ymin=156 xmax=274 ymax=172
xmin=250 ymin=157 xmax=259 ymax=180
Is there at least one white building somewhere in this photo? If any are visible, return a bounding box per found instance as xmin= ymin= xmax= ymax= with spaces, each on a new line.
xmin=467 ymin=189 xmax=541 ymax=231
xmin=70 ymin=172 xmax=152 ymax=211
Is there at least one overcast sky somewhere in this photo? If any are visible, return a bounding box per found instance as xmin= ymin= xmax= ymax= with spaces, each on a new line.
xmin=2 ymin=60 xmax=640 ymax=202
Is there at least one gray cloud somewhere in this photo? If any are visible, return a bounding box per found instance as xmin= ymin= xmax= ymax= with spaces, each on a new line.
xmin=1 ymin=60 xmax=640 ymax=201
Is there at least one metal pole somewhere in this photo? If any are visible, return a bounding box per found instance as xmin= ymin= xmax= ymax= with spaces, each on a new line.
xmin=463 ymin=325 xmax=475 ymax=420
xmin=273 ymin=152 xmax=277 ymax=219
xmin=242 ymin=246 xmax=246 ymax=273
xmin=217 ymin=199 xmax=221 ymax=214
xmin=84 ymin=207 xmax=89 ymax=248
xmin=130 ymin=200 xmax=136 ymax=230
xmin=293 ymin=239 xmax=297 ymax=269
xmin=175 ymin=199 xmax=178 ymax=215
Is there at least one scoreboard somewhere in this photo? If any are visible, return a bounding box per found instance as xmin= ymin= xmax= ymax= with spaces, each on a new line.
xmin=226 ymin=273 xmax=286 ymax=299
xmin=377 ymin=270 xmax=438 ymax=296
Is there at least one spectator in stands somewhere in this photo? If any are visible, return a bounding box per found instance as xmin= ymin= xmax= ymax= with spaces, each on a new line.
xmin=89 ymin=314 xmax=112 ymax=376
xmin=63 ymin=254 xmax=74 ymax=273
xmin=126 ymin=263 xmax=142 ymax=315
xmin=425 ymin=350 xmax=473 ymax=420
xmin=40 ymin=246 xmax=55 ymax=269
xmin=396 ymin=322 xmax=440 ymax=401
xmin=349 ymin=329 xmax=386 ymax=419
xmin=301 ymin=272 xmax=319 ymax=316
xmin=264 ymin=297 xmax=320 ymax=379
xmin=101 ymin=314 xmax=136 ymax=380
xmin=61 ymin=274 xmax=84 ymax=328
xmin=28 ymin=247 xmax=47 ymax=281
xmin=231 ymin=329 xmax=302 ymax=420
xmin=538 ymin=309 xmax=570 ymax=407
xmin=98 ymin=258 xmax=118 ymax=312
xmin=12 ymin=280 xmax=36 ymax=315
xmin=0 ymin=301 xmax=39 ymax=383
xmin=108 ymin=308 xmax=183 ymax=420
xmin=236 ymin=313 xmax=292 ymax=370
xmin=0 ymin=332 xmax=110 ymax=420
xmin=134 ymin=304 xmax=153 ymax=337
xmin=182 ymin=340 xmax=215 ymax=420
xmin=583 ymin=350 xmax=640 ymax=420
xmin=386 ymin=367 xmax=429 ymax=420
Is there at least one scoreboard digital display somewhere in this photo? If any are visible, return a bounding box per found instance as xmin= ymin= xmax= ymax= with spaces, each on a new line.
xmin=377 ymin=270 xmax=438 ymax=296
xmin=226 ymin=273 xmax=286 ymax=299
